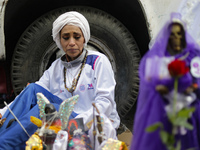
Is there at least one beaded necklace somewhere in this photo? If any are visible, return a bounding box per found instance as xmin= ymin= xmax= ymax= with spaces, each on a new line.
xmin=64 ymin=50 xmax=88 ymax=95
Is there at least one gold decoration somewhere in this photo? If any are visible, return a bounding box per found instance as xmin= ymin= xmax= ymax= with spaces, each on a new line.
xmin=102 ymin=138 xmax=128 ymax=150
xmin=26 ymin=133 xmax=43 ymax=150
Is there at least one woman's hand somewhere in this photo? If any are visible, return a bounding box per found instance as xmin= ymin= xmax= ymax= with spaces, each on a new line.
xmin=156 ymin=85 xmax=169 ymax=95
xmin=184 ymin=83 xmax=198 ymax=94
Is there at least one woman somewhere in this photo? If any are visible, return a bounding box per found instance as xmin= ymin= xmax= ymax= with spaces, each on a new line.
xmin=131 ymin=13 xmax=200 ymax=150
xmin=0 ymin=11 xmax=120 ymax=149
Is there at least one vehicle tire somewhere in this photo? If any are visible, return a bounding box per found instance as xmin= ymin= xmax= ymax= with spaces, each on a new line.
xmin=11 ymin=6 xmax=140 ymax=131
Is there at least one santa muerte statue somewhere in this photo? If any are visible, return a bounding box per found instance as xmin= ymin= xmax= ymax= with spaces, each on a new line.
xmin=131 ymin=12 xmax=200 ymax=150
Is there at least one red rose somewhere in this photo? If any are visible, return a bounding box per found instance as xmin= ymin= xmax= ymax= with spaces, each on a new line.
xmin=168 ymin=59 xmax=189 ymax=77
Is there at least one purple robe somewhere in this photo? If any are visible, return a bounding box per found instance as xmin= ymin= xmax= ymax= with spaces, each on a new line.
xmin=131 ymin=13 xmax=200 ymax=150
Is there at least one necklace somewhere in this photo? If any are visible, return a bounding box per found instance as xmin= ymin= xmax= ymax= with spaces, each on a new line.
xmin=64 ymin=50 xmax=88 ymax=95
xmin=65 ymin=66 xmax=80 ymax=88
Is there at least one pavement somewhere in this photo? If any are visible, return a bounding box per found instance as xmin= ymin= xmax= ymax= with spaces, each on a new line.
xmin=118 ymin=130 xmax=133 ymax=149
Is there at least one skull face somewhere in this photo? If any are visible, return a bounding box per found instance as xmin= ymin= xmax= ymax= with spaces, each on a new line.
xmin=168 ymin=24 xmax=183 ymax=52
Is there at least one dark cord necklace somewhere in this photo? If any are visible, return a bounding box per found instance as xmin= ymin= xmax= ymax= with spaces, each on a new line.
xmin=64 ymin=50 xmax=88 ymax=95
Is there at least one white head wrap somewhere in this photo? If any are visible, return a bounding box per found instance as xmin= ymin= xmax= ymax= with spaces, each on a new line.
xmin=52 ymin=11 xmax=90 ymax=50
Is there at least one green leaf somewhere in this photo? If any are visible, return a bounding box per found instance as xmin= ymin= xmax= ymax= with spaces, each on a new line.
xmin=168 ymin=134 xmax=175 ymax=145
xmin=186 ymin=148 xmax=197 ymax=150
xmin=173 ymin=117 xmax=193 ymax=130
xmin=146 ymin=122 xmax=163 ymax=133
xmin=175 ymin=141 xmax=181 ymax=150
xmin=173 ymin=117 xmax=187 ymax=126
xmin=177 ymin=107 xmax=195 ymax=118
xmin=180 ymin=122 xmax=194 ymax=130
xmin=159 ymin=130 xmax=169 ymax=144
xmin=167 ymin=113 xmax=176 ymax=124
xmin=167 ymin=145 xmax=175 ymax=150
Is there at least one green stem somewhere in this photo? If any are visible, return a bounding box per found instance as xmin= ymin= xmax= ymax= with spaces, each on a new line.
xmin=173 ymin=77 xmax=178 ymax=116
xmin=172 ymin=77 xmax=178 ymax=136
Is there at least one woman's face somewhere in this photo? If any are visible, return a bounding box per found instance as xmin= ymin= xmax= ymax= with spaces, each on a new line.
xmin=60 ymin=25 xmax=85 ymax=61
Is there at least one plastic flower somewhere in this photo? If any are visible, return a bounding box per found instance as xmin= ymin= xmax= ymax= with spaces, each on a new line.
xmin=168 ymin=59 xmax=189 ymax=77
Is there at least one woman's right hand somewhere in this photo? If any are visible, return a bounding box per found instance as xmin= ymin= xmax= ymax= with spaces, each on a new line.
xmin=155 ymin=85 xmax=169 ymax=95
